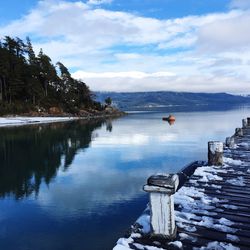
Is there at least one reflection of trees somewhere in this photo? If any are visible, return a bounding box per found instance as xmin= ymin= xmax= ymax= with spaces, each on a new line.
xmin=106 ymin=120 xmax=113 ymax=132
xmin=0 ymin=120 xmax=104 ymax=199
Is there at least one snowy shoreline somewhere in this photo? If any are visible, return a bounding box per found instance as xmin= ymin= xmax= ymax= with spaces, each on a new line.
xmin=0 ymin=111 xmax=125 ymax=127
xmin=0 ymin=116 xmax=80 ymax=127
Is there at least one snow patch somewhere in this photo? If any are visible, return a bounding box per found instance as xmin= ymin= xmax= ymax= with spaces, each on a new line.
xmin=238 ymin=142 xmax=249 ymax=148
xmin=114 ymin=238 xmax=133 ymax=250
xmin=113 ymin=245 xmax=132 ymax=250
xmin=219 ymin=218 xmax=234 ymax=226
xmin=136 ymin=214 xmax=151 ymax=234
xmin=0 ymin=117 xmax=77 ymax=127
xmin=226 ymin=234 xmax=240 ymax=242
xmin=223 ymin=157 xmax=242 ymax=166
xmin=196 ymin=216 xmax=236 ymax=233
xmin=133 ymin=243 xmax=145 ymax=250
xmin=211 ymin=184 xmax=222 ymax=189
xmin=179 ymin=233 xmax=197 ymax=242
xmin=226 ymin=177 xmax=245 ymax=186
xmin=194 ymin=166 xmax=223 ymax=182
xmin=145 ymin=246 xmax=165 ymax=250
xmin=221 ymin=204 xmax=238 ymax=210
xmin=195 ymin=241 xmax=240 ymax=250
xmin=168 ymin=241 xmax=183 ymax=249
xmin=176 ymin=222 xmax=197 ymax=232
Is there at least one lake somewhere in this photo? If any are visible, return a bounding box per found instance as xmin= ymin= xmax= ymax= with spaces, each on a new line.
xmin=0 ymin=106 xmax=250 ymax=250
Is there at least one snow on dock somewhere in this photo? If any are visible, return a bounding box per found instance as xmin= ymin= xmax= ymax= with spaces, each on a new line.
xmin=114 ymin=118 xmax=250 ymax=250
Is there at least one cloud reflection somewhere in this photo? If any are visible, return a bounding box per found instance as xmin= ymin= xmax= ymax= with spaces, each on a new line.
xmin=36 ymin=107 xmax=250 ymax=218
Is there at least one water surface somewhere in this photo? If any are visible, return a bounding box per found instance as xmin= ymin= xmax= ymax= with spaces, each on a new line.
xmin=0 ymin=107 xmax=249 ymax=250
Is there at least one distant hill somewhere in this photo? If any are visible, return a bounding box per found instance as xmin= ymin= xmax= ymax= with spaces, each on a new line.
xmin=95 ymin=91 xmax=250 ymax=111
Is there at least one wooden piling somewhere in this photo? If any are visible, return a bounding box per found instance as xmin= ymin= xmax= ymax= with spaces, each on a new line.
xmin=208 ymin=141 xmax=223 ymax=165
xmin=143 ymin=174 xmax=179 ymax=239
xmin=242 ymin=118 xmax=247 ymax=128
xmin=225 ymin=136 xmax=235 ymax=148
xmin=247 ymin=117 xmax=250 ymax=126
xmin=235 ymin=127 xmax=243 ymax=137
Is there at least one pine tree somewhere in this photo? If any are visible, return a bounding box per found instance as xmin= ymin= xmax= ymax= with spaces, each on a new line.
xmin=38 ymin=49 xmax=57 ymax=97
xmin=26 ymin=37 xmax=36 ymax=65
xmin=0 ymin=36 xmax=102 ymax=115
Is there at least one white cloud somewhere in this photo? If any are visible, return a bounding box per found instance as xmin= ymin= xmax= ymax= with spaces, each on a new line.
xmin=0 ymin=0 xmax=249 ymax=93
xmin=197 ymin=10 xmax=250 ymax=52
xmin=1 ymin=1 xmax=239 ymax=50
xmin=72 ymin=71 xmax=175 ymax=79
xmin=87 ymin=0 xmax=113 ymax=5
xmin=90 ymin=75 xmax=249 ymax=93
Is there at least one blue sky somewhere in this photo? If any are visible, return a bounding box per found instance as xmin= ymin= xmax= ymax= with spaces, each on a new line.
xmin=0 ymin=0 xmax=231 ymax=21
xmin=103 ymin=0 xmax=231 ymax=18
xmin=0 ymin=0 xmax=250 ymax=93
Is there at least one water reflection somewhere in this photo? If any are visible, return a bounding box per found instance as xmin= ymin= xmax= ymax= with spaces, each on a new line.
xmin=33 ymin=107 xmax=250 ymax=217
xmin=1 ymin=108 xmax=247 ymax=202
xmin=106 ymin=119 xmax=113 ymax=132
xmin=0 ymin=120 xmax=104 ymax=199
xmin=0 ymin=107 xmax=250 ymax=250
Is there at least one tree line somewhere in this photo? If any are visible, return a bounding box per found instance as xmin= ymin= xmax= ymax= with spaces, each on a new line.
xmin=0 ymin=36 xmax=102 ymax=115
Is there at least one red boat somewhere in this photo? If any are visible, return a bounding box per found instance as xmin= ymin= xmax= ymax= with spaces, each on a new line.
xmin=162 ymin=115 xmax=176 ymax=122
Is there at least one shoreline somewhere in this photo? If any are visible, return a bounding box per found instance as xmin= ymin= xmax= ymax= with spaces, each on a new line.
xmin=0 ymin=112 xmax=125 ymax=128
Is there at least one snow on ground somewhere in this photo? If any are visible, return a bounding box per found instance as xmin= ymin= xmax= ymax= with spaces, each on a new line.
xmin=135 ymin=214 xmax=151 ymax=234
xmin=221 ymin=204 xmax=238 ymax=210
xmin=0 ymin=117 xmax=78 ymax=127
xmin=226 ymin=234 xmax=240 ymax=242
xmin=113 ymin=157 xmax=244 ymax=250
xmin=237 ymin=142 xmax=250 ymax=149
xmin=226 ymin=177 xmax=245 ymax=186
xmin=223 ymin=157 xmax=242 ymax=166
xmin=194 ymin=241 xmax=240 ymax=250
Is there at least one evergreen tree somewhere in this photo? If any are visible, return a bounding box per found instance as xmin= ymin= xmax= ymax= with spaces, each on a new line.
xmin=38 ymin=49 xmax=58 ymax=97
xmin=0 ymin=36 xmax=102 ymax=115
xmin=105 ymin=97 xmax=112 ymax=106
xmin=26 ymin=37 xmax=36 ymax=65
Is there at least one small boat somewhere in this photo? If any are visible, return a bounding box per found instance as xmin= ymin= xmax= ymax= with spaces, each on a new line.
xmin=162 ymin=115 xmax=176 ymax=122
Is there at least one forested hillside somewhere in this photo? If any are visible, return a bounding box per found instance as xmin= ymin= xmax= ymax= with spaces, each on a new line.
xmin=0 ymin=36 xmax=102 ymax=115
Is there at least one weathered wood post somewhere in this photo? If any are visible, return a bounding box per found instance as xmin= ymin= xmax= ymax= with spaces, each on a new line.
xmin=208 ymin=141 xmax=223 ymax=165
xmin=143 ymin=174 xmax=179 ymax=240
xmin=242 ymin=119 xmax=248 ymax=128
xmin=235 ymin=128 xmax=243 ymax=137
xmin=225 ymin=137 xmax=235 ymax=148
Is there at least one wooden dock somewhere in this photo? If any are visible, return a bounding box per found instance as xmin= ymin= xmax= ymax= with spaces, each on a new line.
xmin=114 ymin=119 xmax=250 ymax=250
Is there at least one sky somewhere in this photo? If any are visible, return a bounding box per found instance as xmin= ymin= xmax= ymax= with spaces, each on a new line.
xmin=0 ymin=0 xmax=250 ymax=93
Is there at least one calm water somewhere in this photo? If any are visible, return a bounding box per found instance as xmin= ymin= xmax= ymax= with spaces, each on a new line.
xmin=0 ymin=106 xmax=250 ymax=250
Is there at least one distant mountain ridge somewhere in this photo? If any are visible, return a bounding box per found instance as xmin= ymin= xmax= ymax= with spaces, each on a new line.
xmin=95 ymin=91 xmax=250 ymax=110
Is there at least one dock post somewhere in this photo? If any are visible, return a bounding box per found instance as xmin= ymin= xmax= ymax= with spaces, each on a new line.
xmin=235 ymin=128 xmax=243 ymax=137
xmin=208 ymin=141 xmax=223 ymax=165
xmin=225 ymin=137 xmax=235 ymax=148
xmin=143 ymin=174 xmax=179 ymax=240
xmin=242 ymin=119 xmax=248 ymax=128
xmin=247 ymin=118 xmax=250 ymax=126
